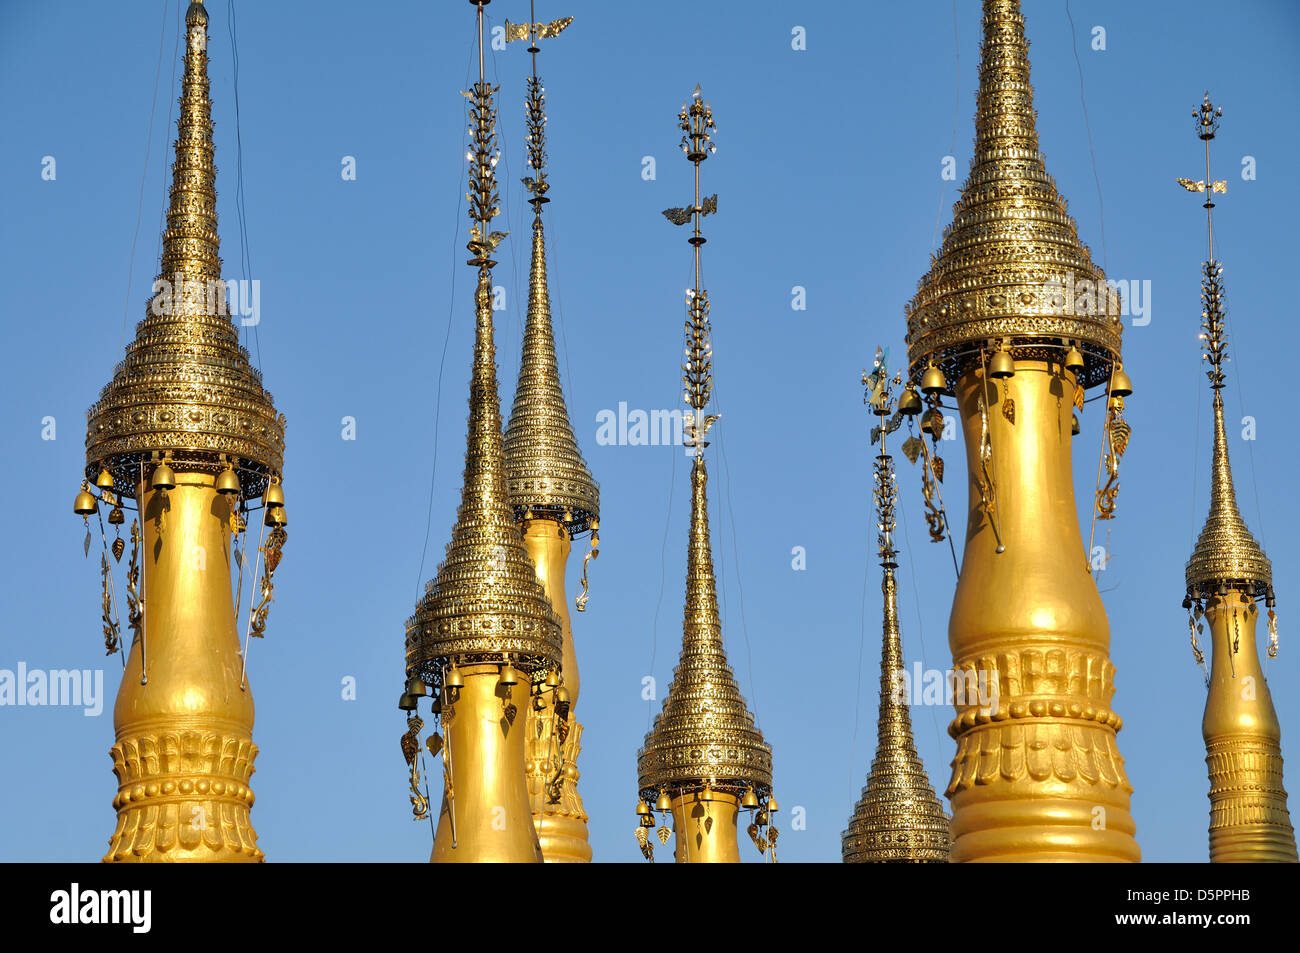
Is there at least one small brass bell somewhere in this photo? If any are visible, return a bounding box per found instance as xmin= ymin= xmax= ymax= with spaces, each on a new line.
xmin=920 ymin=364 xmax=947 ymax=395
xmin=898 ymin=385 xmax=923 ymax=416
xmin=544 ymin=669 xmax=561 ymax=688
xmin=1071 ymin=414 xmax=1081 ymax=436
xmin=554 ymin=686 xmax=569 ymax=706
xmin=397 ymin=692 xmax=418 ymax=712
xmin=265 ymin=505 xmax=287 ymax=527
xmin=264 ymin=480 xmax=285 ymax=508
xmin=73 ymin=489 xmax=98 ymax=516
xmin=987 ymin=349 xmax=1015 ymax=379
xmin=406 ymin=677 xmax=426 ymax=698
xmin=444 ymin=666 xmax=465 ymax=689
xmin=95 ymin=468 xmax=115 ymax=490
xmin=655 ymin=789 xmax=673 ymax=812
xmin=1109 ymin=365 xmax=1133 ymax=397
xmin=108 ymin=506 xmax=125 ymax=526
xmin=216 ymin=467 xmax=241 ymax=496
xmin=498 ymin=661 xmax=519 ymax=687
xmin=636 ymin=799 xmax=652 ymax=817
xmin=767 ymin=795 xmax=780 ymax=813
xmin=591 ymin=518 xmax=599 ymax=532
xmin=740 ymin=786 xmax=759 ymax=809
xmin=151 ymin=462 xmax=176 ymax=491
xmin=533 ymin=694 xmax=547 ymax=711
xmin=1064 ymin=346 xmax=1085 ymax=374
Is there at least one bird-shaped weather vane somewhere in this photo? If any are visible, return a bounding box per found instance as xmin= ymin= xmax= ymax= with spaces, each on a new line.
xmin=506 ymin=3 xmax=573 ymax=206
xmin=1176 ymin=93 xmax=1228 ymax=259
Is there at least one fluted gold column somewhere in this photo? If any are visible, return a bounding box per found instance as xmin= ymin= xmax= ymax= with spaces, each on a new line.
xmin=432 ymin=664 xmax=542 ymax=863
xmin=107 ymin=472 xmax=261 ymax=862
xmin=1201 ymin=596 xmax=1297 ymax=862
xmin=520 ymin=521 xmax=591 ymax=862
xmin=945 ymin=363 xmax=1137 ymax=862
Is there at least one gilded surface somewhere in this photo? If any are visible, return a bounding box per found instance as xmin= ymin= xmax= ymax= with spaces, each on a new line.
xmin=1179 ymin=96 xmax=1294 ymax=861
xmin=1200 ymin=597 xmax=1297 ymax=862
xmin=406 ymin=4 xmax=562 ymax=864
xmin=905 ymin=0 xmax=1122 ymax=390
xmin=637 ymin=90 xmax=773 ymax=863
xmin=843 ymin=365 xmax=950 ymax=863
xmin=107 ymin=473 xmax=262 ymax=862
xmin=904 ymin=0 xmax=1138 ymax=862
xmin=85 ymin=1 xmax=283 ymax=497
xmin=83 ymin=1 xmax=285 ymax=863
xmin=944 ymin=364 xmax=1139 ymax=861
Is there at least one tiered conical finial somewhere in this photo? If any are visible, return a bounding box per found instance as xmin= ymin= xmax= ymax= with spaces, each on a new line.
xmin=906 ymin=0 xmax=1123 ymax=392
xmin=843 ymin=351 xmax=951 ymax=863
xmin=399 ymin=0 xmax=564 ymax=864
xmin=635 ymin=88 xmax=774 ymax=863
xmin=85 ymin=0 xmax=283 ymax=496
xmin=1180 ymin=94 xmax=1272 ymax=604
xmin=502 ymin=8 xmax=598 ymax=552
xmin=1176 ymin=95 xmax=1294 ymax=864
xmin=405 ymin=0 xmax=562 ymax=697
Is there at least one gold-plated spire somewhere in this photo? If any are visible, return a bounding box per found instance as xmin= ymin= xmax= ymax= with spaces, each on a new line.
xmin=842 ymin=353 xmax=951 ymax=863
xmin=636 ymin=89 xmax=774 ymax=864
xmin=906 ymin=0 xmax=1122 ymax=390
xmin=1178 ymin=95 xmax=1295 ymax=863
xmin=1182 ymin=96 xmax=1271 ymax=601
xmin=86 ymin=0 xmax=283 ymax=493
xmin=502 ymin=6 xmax=595 ymax=538
xmin=501 ymin=5 xmax=597 ymax=863
xmin=75 ymin=0 xmax=287 ymax=862
xmin=401 ymin=0 xmax=563 ymax=864
xmin=900 ymin=0 xmax=1140 ymax=862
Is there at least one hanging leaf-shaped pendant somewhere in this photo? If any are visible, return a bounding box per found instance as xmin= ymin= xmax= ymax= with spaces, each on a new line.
xmin=1002 ymin=397 xmax=1016 ymax=424
xmin=656 ymin=824 xmax=671 ymax=845
xmin=426 ymin=732 xmax=443 ymax=759
xmin=112 ymin=537 xmax=125 ymax=563
xmin=83 ymin=529 xmax=92 ymax=558
xmin=932 ymin=455 xmax=945 ymax=484
xmin=1073 ymin=383 xmax=1086 ymax=410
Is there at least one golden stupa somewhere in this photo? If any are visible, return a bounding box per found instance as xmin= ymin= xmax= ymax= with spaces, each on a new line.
xmin=73 ymin=0 xmax=288 ymax=863
xmin=634 ymin=88 xmax=776 ymax=863
xmin=500 ymin=9 xmax=601 ymax=864
xmin=1178 ymin=94 xmax=1297 ymax=863
xmin=398 ymin=0 xmax=564 ymax=864
xmin=842 ymin=352 xmax=951 ymax=863
xmin=902 ymin=0 xmax=1139 ymax=861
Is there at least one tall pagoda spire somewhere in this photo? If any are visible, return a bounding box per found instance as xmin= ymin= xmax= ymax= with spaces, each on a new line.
xmin=842 ymin=354 xmax=950 ymax=863
xmin=500 ymin=8 xmax=598 ymax=863
xmin=900 ymin=0 xmax=1140 ymax=862
xmin=73 ymin=0 xmax=288 ymax=862
xmin=1178 ymin=94 xmax=1296 ymax=863
xmin=398 ymin=0 xmax=563 ymax=864
xmin=635 ymin=88 xmax=775 ymax=863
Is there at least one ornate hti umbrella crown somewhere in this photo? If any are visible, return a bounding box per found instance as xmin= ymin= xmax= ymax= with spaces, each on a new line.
xmin=637 ymin=88 xmax=772 ymax=809
xmin=501 ymin=8 xmax=598 ymax=535
xmin=905 ymin=0 xmax=1121 ymax=392
xmin=85 ymin=0 xmax=283 ymax=499
xmin=1179 ymin=95 xmax=1272 ymax=604
xmin=843 ymin=353 xmax=951 ymax=863
xmin=405 ymin=0 xmax=562 ymax=691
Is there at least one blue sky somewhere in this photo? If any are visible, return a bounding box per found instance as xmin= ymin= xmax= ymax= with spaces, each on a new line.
xmin=2 ymin=0 xmax=1298 ymax=862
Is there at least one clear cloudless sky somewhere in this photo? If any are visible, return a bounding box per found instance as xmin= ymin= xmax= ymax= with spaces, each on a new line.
xmin=2 ymin=0 xmax=1298 ymax=863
